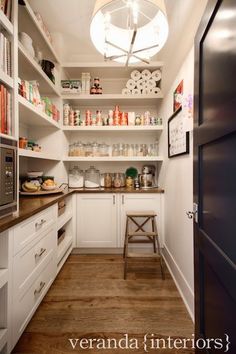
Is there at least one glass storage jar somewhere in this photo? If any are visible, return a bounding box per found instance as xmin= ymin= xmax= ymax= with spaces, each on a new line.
xmin=99 ymin=143 xmax=109 ymax=157
xmin=112 ymin=144 xmax=120 ymax=157
xmin=113 ymin=173 xmax=122 ymax=188
xmin=85 ymin=166 xmax=100 ymax=188
xmin=85 ymin=142 xmax=93 ymax=157
xmin=68 ymin=166 xmax=84 ymax=188
xmin=104 ymin=173 xmax=112 ymax=188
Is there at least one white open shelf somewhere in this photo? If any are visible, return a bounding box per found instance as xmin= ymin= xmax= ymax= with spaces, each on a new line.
xmin=0 ymin=133 xmax=17 ymax=141
xmin=19 ymin=148 xmax=61 ymax=161
xmin=0 ymin=328 xmax=7 ymax=352
xmin=57 ymin=236 xmax=73 ymax=265
xmin=63 ymin=156 xmax=163 ymax=162
xmin=61 ymin=93 xmax=163 ymax=106
xmin=19 ymin=0 xmax=60 ymax=63
xmin=63 ymin=125 xmax=163 ymax=132
xmin=0 ymin=269 xmax=8 ymax=289
xmin=18 ymin=42 xmax=61 ymax=96
xmin=0 ymin=70 xmax=14 ymax=89
xmin=18 ymin=95 xmax=60 ymax=129
xmin=62 ymin=61 xmax=164 ymax=78
xmin=57 ymin=213 xmax=73 ymax=231
xmin=0 ymin=10 xmax=13 ymax=35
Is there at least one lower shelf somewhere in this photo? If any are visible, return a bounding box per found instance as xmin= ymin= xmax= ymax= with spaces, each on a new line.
xmin=0 ymin=269 xmax=8 ymax=289
xmin=0 ymin=328 xmax=7 ymax=352
xmin=57 ymin=236 xmax=73 ymax=265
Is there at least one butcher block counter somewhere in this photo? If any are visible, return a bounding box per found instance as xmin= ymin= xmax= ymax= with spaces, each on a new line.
xmin=0 ymin=187 xmax=164 ymax=233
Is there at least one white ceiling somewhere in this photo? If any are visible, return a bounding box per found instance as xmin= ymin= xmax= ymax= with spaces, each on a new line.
xmin=28 ymin=0 xmax=208 ymax=91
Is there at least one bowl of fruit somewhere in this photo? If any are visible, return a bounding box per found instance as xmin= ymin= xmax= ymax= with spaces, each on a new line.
xmin=41 ymin=178 xmax=57 ymax=191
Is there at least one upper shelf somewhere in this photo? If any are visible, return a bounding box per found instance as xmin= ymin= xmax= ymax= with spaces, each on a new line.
xmin=61 ymin=93 xmax=163 ymax=106
xmin=0 ymin=69 xmax=14 ymax=89
xmin=18 ymin=42 xmax=61 ymax=97
xmin=18 ymin=95 xmax=60 ymax=129
xmin=0 ymin=10 xmax=13 ymax=35
xmin=18 ymin=0 xmax=60 ymax=63
xmin=62 ymin=61 xmax=164 ymax=79
xmin=63 ymin=125 xmax=163 ymax=133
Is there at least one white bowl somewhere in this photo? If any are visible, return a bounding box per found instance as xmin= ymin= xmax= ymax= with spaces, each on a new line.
xmin=19 ymin=32 xmax=33 ymax=44
xmin=27 ymin=171 xmax=43 ymax=178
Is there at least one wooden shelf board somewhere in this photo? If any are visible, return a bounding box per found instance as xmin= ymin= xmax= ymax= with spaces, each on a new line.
xmin=0 ymin=268 xmax=8 ymax=289
xmin=0 ymin=70 xmax=14 ymax=88
xmin=21 ymin=0 xmax=60 ymax=63
xmin=0 ymin=10 xmax=13 ymax=35
xmin=18 ymin=95 xmax=60 ymax=129
xmin=61 ymin=93 xmax=163 ymax=106
xmin=19 ymin=148 xmax=60 ymax=161
xmin=62 ymin=125 xmax=163 ymax=132
xmin=18 ymin=42 xmax=61 ymax=97
xmin=57 ymin=213 xmax=73 ymax=231
xmin=63 ymin=156 xmax=163 ymax=162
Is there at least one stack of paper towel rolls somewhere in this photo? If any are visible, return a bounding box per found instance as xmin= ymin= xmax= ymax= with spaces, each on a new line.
xmin=122 ymin=69 xmax=162 ymax=95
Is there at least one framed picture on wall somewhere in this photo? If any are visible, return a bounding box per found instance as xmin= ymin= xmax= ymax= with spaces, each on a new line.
xmin=173 ymin=80 xmax=183 ymax=112
xmin=168 ymin=107 xmax=189 ymax=158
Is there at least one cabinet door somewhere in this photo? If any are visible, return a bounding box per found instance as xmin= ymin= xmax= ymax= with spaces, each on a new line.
xmin=77 ymin=194 xmax=117 ymax=248
xmin=120 ymin=194 xmax=163 ymax=247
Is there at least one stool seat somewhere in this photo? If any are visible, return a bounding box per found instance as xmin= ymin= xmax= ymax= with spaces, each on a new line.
xmin=123 ymin=210 xmax=165 ymax=280
xmin=126 ymin=210 xmax=157 ymax=217
xmin=128 ymin=231 xmax=156 ymax=237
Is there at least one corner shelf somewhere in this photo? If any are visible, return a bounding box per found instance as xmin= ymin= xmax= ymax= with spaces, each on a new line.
xmin=0 ymin=133 xmax=17 ymax=141
xmin=18 ymin=42 xmax=61 ymax=97
xmin=18 ymin=95 xmax=60 ymax=129
xmin=19 ymin=148 xmax=61 ymax=161
xmin=0 ymin=10 xmax=13 ymax=35
xmin=19 ymin=0 xmax=60 ymax=63
xmin=63 ymin=156 xmax=163 ymax=162
xmin=61 ymin=93 xmax=163 ymax=106
xmin=0 ymin=70 xmax=14 ymax=89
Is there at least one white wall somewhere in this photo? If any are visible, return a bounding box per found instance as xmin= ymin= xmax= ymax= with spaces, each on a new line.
xmin=158 ymin=48 xmax=195 ymax=320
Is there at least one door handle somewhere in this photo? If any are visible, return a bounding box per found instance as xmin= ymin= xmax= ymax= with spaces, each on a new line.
xmin=34 ymin=281 xmax=46 ymax=296
xmin=35 ymin=248 xmax=46 ymax=259
xmin=35 ymin=219 xmax=46 ymax=229
xmin=186 ymin=211 xmax=194 ymax=219
xmin=186 ymin=203 xmax=198 ymax=222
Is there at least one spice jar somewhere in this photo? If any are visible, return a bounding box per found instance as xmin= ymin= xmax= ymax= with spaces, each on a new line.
xmin=113 ymin=173 xmax=122 ymax=188
xmin=104 ymin=173 xmax=112 ymax=188
xmin=19 ymin=137 xmax=28 ymax=149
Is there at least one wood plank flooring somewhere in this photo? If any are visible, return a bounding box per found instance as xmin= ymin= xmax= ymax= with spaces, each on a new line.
xmin=13 ymin=255 xmax=194 ymax=354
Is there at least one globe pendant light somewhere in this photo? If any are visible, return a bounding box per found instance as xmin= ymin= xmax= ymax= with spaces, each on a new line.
xmin=90 ymin=0 xmax=168 ymax=66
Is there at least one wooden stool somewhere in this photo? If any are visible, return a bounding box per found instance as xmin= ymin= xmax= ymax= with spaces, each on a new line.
xmin=123 ymin=211 xmax=165 ymax=280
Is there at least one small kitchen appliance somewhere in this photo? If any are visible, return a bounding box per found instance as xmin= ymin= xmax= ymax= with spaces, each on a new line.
xmin=0 ymin=137 xmax=17 ymax=218
xmin=139 ymin=165 xmax=156 ymax=189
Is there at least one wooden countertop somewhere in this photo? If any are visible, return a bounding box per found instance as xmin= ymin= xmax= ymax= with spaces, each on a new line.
xmin=0 ymin=187 xmax=164 ymax=233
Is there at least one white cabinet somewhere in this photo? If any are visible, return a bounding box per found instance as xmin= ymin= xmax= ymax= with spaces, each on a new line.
xmin=119 ymin=193 xmax=163 ymax=247
xmin=77 ymin=194 xmax=117 ymax=248
xmin=76 ymin=193 xmax=163 ymax=250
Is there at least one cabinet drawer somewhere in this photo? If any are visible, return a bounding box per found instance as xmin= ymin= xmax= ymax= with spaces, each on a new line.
xmin=13 ymin=258 xmax=54 ymax=345
xmin=13 ymin=227 xmax=56 ymax=298
xmin=13 ymin=207 xmax=55 ymax=255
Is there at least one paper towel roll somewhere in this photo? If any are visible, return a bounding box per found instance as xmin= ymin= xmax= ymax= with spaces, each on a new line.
xmin=148 ymin=79 xmax=156 ymax=89
xmin=141 ymin=69 xmax=152 ymax=80
xmin=151 ymin=87 xmax=161 ymax=95
xmin=122 ymin=88 xmax=131 ymax=95
xmin=136 ymin=79 xmax=144 ymax=89
xmin=131 ymin=70 xmax=141 ymax=81
xmin=131 ymin=88 xmax=141 ymax=95
xmin=151 ymin=69 xmax=162 ymax=82
xmin=126 ymin=79 xmax=136 ymax=90
xmin=142 ymin=88 xmax=152 ymax=95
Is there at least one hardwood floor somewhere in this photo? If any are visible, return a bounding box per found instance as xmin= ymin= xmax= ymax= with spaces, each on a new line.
xmin=13 ymin=255 xmax=194 ymax=353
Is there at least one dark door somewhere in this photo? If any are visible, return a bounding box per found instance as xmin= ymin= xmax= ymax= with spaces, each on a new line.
xmin=194 ymin=0 xmax=236 ymax=353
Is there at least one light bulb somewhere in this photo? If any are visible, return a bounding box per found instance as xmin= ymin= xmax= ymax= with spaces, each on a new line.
xmin=132 ymin=1 xmax=139 ymax=25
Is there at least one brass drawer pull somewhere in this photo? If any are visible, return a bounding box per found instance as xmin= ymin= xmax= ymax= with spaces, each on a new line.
xmin=34 ymin=281 xmax=46 ymax=296
xmin=35 ymin=248 xmax=46 ymax=259
xmin=35 ymin=219 xmax=46 ymax=229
